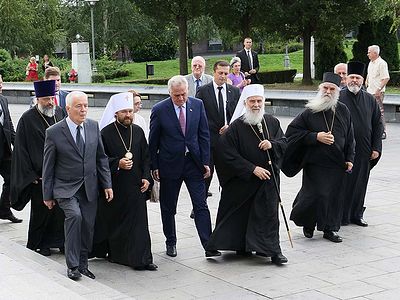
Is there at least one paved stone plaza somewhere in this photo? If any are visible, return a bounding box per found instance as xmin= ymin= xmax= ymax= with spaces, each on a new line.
xmin=0 ymin=104 xmax=399 ymax=299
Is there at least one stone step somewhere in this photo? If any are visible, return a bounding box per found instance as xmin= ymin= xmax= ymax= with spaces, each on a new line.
xmin=0 ymin=236 xmax=133 ymax=299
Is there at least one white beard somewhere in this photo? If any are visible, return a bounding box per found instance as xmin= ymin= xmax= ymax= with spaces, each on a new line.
xmin=38 ymin=104 xmax=55 ymax=117
xmin=242 ymin=105 xmax=265 ymax=125
xmin=305 ymin=89 xmax=339 ymax=113
xmin=347 ymin=83 xmax=361 ymax=94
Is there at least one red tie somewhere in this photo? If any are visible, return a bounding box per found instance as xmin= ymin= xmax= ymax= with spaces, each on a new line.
xmin=54 ymin=94 xmax=58 ymax=106
xmin=179 ymin=106 xmax=185 ymax=135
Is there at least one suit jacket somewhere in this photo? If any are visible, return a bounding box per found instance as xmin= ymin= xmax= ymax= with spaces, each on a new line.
xmin=236 ymin=49 xmax=260 ymax=83
xmin=148 ymin=97 xmax=210 ymax=179
xmin=195 ymin=82 xmax=240 ymax=148
xmin=58 ymin=90 xmax=69 ymax=115
xmin=42 ymin=118 xmax=111 ymax=202
xmin=0 ymin=95 xmax=15 ymax=154
xmin=184 ymin=73 xmax=213 ymax=97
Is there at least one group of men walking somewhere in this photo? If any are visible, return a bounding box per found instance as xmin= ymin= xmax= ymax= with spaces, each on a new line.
xmin=0 ymin=40 xmax=387 ymax=280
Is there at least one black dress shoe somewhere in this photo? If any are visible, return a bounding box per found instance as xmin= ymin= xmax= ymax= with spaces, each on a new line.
xmin=382 ymin=132 xmax=387 ymax=140
xmin=351 ymin=218 xmax=368 ymax=227
xmin=59 ymin=247 xmax=65 ymax=254
xmin=38 ymin=248 xmax=51 ymax=256
xmin=79 ymin=268 xmax=95 ymax=279
xmin=67 ymin=267 xmax=82 ymax=280
xmin=303 ymin=227 xmax=314 ymax=238
xmin=323 ymin=231 xmax=343 ymax=243
xmin=134 ymin=263 xmax=158 ymax=271
xmin=166 ymin=245 xmax=177 ymax=257
xmin=205 ymin=250 xmax=221 ymax=257
xmin=0 ymin=214 xmax=23 ymax=223
xmin=207 ymin=191 xmax=213 ymax=197
xmin=271 ymin=253 xmax=288 ymax=265
xmin=189 ymin=210 xmax=195 ymax=219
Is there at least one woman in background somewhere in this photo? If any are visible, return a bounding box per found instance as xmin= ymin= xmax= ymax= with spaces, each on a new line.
xmin=227 ymin=57 xmax=250 ymax=91
xmin=25 ymin=57 xmax=39 ymax=81
xmin=42 ymin=54 xmax=53 ymax=72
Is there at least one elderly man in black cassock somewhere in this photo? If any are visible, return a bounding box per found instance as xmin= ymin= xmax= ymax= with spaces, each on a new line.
xmin=91 ymin=92 xmax=157 ymax=271
xmin=206 ymin=84 xmax=288 ymax=265
xmin=339 ymin=61 xmax=383 ymax=227
xmin=11 ymin=80 xmax=65 ymax=256
xmin=282 ymin=72 xmax=355 ymax=243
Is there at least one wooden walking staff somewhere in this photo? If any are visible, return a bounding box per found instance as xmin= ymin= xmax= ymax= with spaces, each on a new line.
xmin=257 ymin=122 xmax=294 ymax=248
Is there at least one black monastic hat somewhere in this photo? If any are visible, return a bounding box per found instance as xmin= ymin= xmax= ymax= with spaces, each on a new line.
xmin=33 ymin=80 xmax=56 ymax=98
xmin=347 ymin=61 xmax=366 ymax=77
xmin=322 ymin=72 xmax=341 ymax=87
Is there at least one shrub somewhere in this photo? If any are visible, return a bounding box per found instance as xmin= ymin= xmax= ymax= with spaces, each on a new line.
xmin=0 ymin=58 xmax=27 ymax=81
xmin=388 ymin=71 xmax=400 ymax=86
xmin=258 ymin=69 xmax=297 ymax=84
xmin=0 ymin=49 xmax=11 ymax=62
xmin=92 ymin=73 xmax=106 ymax=83
xmin=315 ymin=39 xmax=347 ymax=80
xmin=96 ymin=59 xmax=130 ymax=79
xmin=131 ymin=42 xmax=176 ymax=62
xmin=112 ymin=78 xmax=169 ymax=85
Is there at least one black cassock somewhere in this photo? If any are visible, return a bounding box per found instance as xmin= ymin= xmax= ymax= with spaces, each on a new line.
xmin=206 ymin=114 xmax=286 ymax=256
xmin=339 ymin=88 xmax=383 ymax=223
xmin=10 ymin=106 xmax=65 ymax=250
xmin=282 ymin=102 xmax=355 ymax=232
xmin=91 ymin=122 xmax=154 ymax=268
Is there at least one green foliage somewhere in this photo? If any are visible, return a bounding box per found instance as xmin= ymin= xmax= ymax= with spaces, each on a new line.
xmin=96 ymin=58 xmax=129 ymax=79
xmin=0 ymin=49 xmax=11 ymax=62
xmin=315 ymin=39 xmax=347 ymax=80
xmin=92 ymin=73 xmax=106 ymax=83
xmin=0 ymin=58 xmax=27 ymax=81
xmin=352 ymin=17 xmax=399 ymax=70
xmin=352 ymin=22 xmax=374 ymax=64
xmin=265 ymin=41 xmax=303 ymax=54
xmin=388 ymin=71 xmax=400 ymax=86
xmin=130 ymin=42 xmax=177 ymax=63
xmin=375 ymin=17 xmax=399 ymax=70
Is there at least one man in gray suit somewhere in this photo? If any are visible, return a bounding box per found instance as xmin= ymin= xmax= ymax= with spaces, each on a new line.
xmin=184 ymin=56 xmax=213 ymax=97
xmin=42 ymin=91 xmax=113 ymax=280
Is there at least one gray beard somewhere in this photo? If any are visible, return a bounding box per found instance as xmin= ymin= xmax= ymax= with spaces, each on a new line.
xmin=306 ymin=90 xmax=338 ymax=113
xmin=37 ymin=104 xmax=55 ymax=117
xmin=242 ymin=106 xmax=265 ymax=125
xmin=347 ymin=84 xmax=361 ymax=94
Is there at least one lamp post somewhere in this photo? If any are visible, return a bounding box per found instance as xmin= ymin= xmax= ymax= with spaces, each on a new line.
xmin=85 ymin=0 xmax=99 ymax=73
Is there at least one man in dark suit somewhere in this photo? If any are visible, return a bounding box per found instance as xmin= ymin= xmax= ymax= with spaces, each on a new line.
xmin=45 ymin=67 xmax=68 ymax=114
xmin=195 ymin=60 xmax=240 ymax=204
xmin=0 ymin=74 xmax=22 ymax=223
xmin=149 ymin=75 xmax=219 ymax=258
xmin=42 ymin=91 xmax=113 ymax=280
xmin=236 ymin=37 xmax=260 ymax=84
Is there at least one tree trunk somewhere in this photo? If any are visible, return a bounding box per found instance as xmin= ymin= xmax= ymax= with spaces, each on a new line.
xmin=188 ymin=39 xmax=193 ymax=59
xmin=103 ymin=7 xmax=108 ymax=55
xmin=177 ymin=15 xmax=188 ymax=75
xmin=302 ymin=27 xmax=313 ymax=85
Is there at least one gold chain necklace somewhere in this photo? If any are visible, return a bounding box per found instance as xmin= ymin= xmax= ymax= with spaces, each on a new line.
xmin=35 ymin=105 xmax=57 ymax=127
xmin=113 ymin=121 xmax=133 ymax=160
xmin=322 ymin=109 xmax=336 ymax=133
xmin=249 ymin=116 xmax=270 ymax=142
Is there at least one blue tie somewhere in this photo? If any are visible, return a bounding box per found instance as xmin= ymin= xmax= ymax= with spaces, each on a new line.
xmin=196 ymin=79 xmax=201 ymax=92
